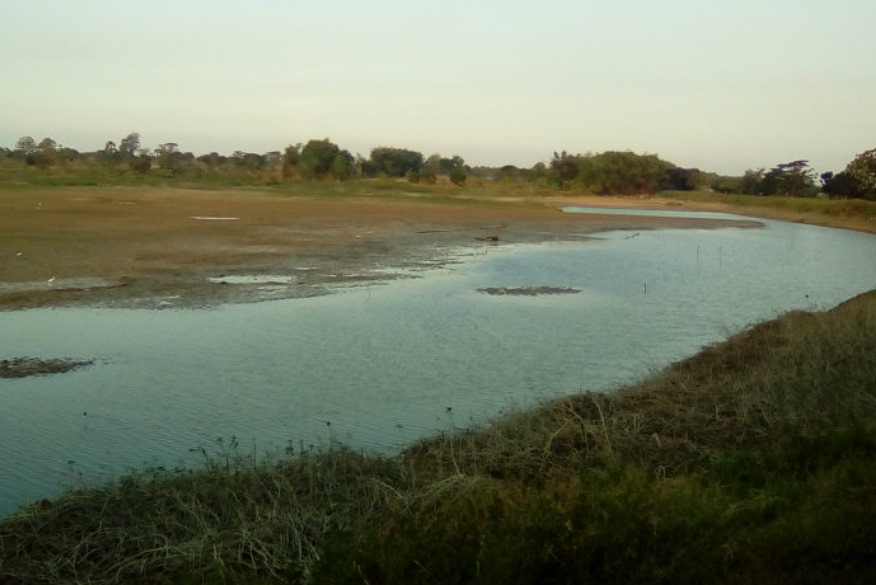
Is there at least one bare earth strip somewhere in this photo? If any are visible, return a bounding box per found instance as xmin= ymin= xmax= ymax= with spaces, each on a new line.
xmin=0 ymin=187 xmax=761 ymax=311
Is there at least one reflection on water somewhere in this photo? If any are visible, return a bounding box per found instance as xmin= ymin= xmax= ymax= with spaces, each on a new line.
xmin=2 ymin=216 xmax=876 ymax=516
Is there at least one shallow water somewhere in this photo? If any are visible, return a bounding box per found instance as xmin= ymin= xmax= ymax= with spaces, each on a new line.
xmin=2 ymin=213 xmax=876 ymax=516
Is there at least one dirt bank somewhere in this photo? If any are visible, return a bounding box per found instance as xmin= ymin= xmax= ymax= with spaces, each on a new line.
xmin=0 ymin=187 xmax=760 ymax=310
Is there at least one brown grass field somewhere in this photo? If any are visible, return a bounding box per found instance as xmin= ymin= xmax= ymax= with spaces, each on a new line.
xmin=0 ymin=187 xmax=761 ymax=310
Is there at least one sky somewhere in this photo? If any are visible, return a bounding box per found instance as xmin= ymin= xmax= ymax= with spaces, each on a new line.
xmin=1 ymin=0 xmax=874 ymax=175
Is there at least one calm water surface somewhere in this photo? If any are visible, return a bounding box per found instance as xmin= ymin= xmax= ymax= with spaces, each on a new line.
xmin=2 ymin=211 xmax=875 ymax=516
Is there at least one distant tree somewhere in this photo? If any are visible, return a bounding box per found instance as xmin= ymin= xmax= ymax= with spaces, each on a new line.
xmin=233 ymin=151 xmax=267 ymax=171
xmin=710 ymin=176 xmax=743 ymax=194
xmin=369 ymin=147 xmax=424 ymax=177
xmin=574 ymin=151 xmax=675 ymax=195
xmin=423 ymin=154 xmax=443 ymax=176
xmin=94 ymin=140 xmax=119 ymax=165
xmin=15 ymin=136 xmax=37 ymax=154
xmin=155 ymin=142 xmax=183 ymax=175
xmin=22 ymin=137 xmax=59 ymax=167
xmin=129 ymin=153 xmax=152 ymax=173
xmin=119 ymin=133 xmax=140 ymax=159
xmin=25 ymin=152 xmax=52 ymax=168
xmin=844 ymin=148 xmax=876 ymax=200
xmin=37 ymin=137 xmax=57 ymax=152
xmin=448 ymin=155 xmax=466 ymax=173
xmin=197 ymin=152 xmax=227 ymax=167
xmin=423 ymin=154 xmax=467 ymax=177
xmin=551 ymin=151 xmax=579 ymax=184
xmin=761 ymin=160 xmax=817 ymax=197
xmin=666 ymin=167 xmax=705 ymax=191
xmin=449 ymin=166 xmax=466 ymax=186
xmin=359 ymin=156 xmax=380 ymax=177
xmin=300 ymin=139 xmax=343 ymax=179
xmin=498 ymin=165 xmax=519 ymax=178
xmin=528 ymin=161 xmax=549 ymax=182
xmin=820 ymin=171 xmax=862 ymax=199
xmin=740 ymin=169 xmax=765 ymax=195
xmin=419 ymin=168 xmax=437 ymax=184
xmin=282 ymin=144 xmax=301 ymax=179
xmin=330 ymin=149 xmax=355 ymax=180
xmin=55 ymin=146 xmax=81 ymax=164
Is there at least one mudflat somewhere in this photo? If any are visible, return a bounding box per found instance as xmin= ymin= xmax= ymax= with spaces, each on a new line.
xmin=0 ymin=187 xmax=760 ymax=310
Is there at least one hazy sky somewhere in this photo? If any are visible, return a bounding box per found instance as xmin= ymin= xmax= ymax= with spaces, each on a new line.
xmin=2 ymin=0 xmax=874 ymax=175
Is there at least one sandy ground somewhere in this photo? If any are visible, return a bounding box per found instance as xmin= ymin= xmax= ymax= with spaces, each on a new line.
xmin=0 ymin=187 xmax=763 ymax=311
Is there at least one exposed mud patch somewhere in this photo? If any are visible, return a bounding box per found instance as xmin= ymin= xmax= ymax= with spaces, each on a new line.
xmin=477 ymin=286 xmax=581 ymax=296
xmin=0 ymin=188 xmax=765 ymax=311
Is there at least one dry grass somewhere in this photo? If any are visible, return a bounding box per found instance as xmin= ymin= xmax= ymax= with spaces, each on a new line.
xmin=655 ymin=189 xmax=876 ymax=234
xmin=0 ymin=446 xmax=407 ymax=583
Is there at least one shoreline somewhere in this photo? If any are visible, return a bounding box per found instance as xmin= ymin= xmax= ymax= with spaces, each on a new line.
xmin=2 ymin=185 xmax=872 ymax=312
xmin=544 ymin=192 xmax=876 ymax=234
xmin=0 ymin=187 xmax=762 ymax=311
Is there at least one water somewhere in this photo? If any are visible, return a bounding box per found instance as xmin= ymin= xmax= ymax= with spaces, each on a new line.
xmin=2 ymin=211 xmax=876 ymax=516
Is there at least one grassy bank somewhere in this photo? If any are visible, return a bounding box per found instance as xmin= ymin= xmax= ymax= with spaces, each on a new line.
xmin=2 ymin=290 xmax=874 ymax=583
xmin=4 ymin=165 xmax=876 ymax=234
xmin=657 ymin=189 xmax=876 ymax=233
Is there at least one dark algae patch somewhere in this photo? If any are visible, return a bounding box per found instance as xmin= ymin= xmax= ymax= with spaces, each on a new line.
xmin=0 ymin=357 xmax=94 ymax=379
xmin=477 ymin=286 xmax=581 ymax=296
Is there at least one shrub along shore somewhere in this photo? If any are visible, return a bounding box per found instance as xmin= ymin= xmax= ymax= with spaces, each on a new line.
xmin=1 ymin=288 xmax=874 ymax=584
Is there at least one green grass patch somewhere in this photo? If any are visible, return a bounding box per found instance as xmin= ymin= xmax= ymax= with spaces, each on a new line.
xmin=661 ymin=189 xmax=876 ymax=224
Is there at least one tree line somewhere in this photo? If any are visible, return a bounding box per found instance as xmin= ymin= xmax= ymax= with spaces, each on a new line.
xmin=2 ymin=133 xmax=471 ymax=187
xmin=3 ymin=133 xmax=875 ymax=200
xmin=710 ymin=153 xmax=876 ymax=200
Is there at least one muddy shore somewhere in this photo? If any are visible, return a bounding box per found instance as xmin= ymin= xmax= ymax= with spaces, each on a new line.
xmin=0 ymin=188 xmax=763 ymax=311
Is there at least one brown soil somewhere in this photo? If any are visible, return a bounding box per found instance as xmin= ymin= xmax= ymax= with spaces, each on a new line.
xmin=0 ymin=187 xmax=761 ymax=310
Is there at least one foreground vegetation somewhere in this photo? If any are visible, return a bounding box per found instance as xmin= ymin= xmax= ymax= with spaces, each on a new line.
xmin=2 ymin=290 xmax=874 ymax=584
